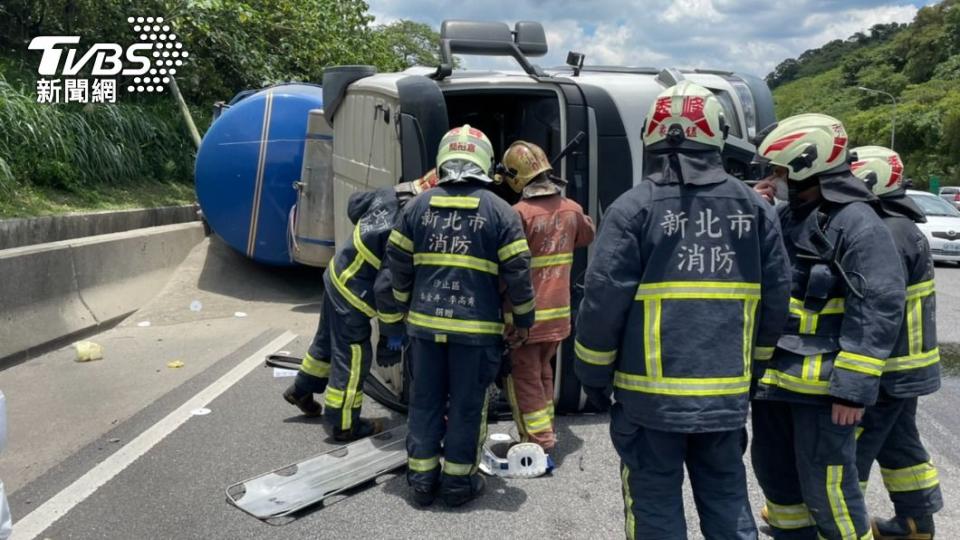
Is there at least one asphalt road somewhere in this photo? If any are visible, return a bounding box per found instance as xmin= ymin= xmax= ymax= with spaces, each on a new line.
xmin=1 ymin=241 xmax=959 ymax=540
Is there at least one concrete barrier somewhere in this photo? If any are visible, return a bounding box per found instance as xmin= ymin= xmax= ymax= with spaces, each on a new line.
xmin=0 ymin=205 xmax=200 ymax=250
xmin=0 ymin=222 xmax=206 ymax=363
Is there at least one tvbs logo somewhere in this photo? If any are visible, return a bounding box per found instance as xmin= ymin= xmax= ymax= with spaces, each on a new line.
xmin=28 ymin=16 xmax=189 ymax=104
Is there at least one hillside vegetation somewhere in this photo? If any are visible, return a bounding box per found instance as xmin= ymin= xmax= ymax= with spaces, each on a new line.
xmin=767 ymin=0 xmax=960 ymax=187
xmin=0 ymin=0 xmax=441 ymax=217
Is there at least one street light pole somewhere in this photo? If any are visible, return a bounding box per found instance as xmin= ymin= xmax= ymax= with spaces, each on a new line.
xmin=857 ymin=86 xmax=897 ymax=151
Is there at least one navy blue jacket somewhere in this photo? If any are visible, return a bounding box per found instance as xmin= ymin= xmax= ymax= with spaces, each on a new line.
xmin=323 ymin=187 xmax=405 ymax=336
xmin=387 ymin=182 xmax=535 ymax=345
xmin=754 ymin=194 xmax=906 ymax=407
xmin=575 ymin=154 xmax=791 ymax=433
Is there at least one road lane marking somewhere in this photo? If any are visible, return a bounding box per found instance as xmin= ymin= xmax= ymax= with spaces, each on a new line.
xmin=12 ymin=331 xmax=296 ymax=540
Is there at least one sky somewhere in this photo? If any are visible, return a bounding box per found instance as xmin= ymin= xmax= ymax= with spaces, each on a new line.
xmin=367 ymin=0 xmax=940 ymax=78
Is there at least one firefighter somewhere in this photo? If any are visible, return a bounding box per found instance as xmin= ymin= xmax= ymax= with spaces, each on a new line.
xmin=574 ymin=81 xmax=792 ymax=539
xmin=850 ymin=146 xmax=942 ymax=539
xmin=387 ymin=125 xmax=535 ymax=508
xmin=282 ymin=173 xmax=437 ymax=441
xmin=751 ymin=115 xmax=906 ymax=539
xmin=497 ymin=140 xmax=595 ymax=455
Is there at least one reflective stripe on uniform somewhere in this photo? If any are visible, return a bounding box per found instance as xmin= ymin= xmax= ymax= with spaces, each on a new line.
xmin=300 ymin=352 xmax=330 ymax=378
xmin=634 ymin=281 xmax=762 ymax=301
xmin=885 ymin=348 xmax=940 ymax=372
xmin=378 ymin=310 xmax=404 ymax=324
xmin=389 ymin=230 xmax=413 ymax=252
xmin=621 ymin=465 xmax=636 ymax=540
xmin=789 ymin=297 xmax=845 ymax=315
xmin=522 ymin=406 xmax=553 ymax=434
xmin=498 ymin=239 xmax=530 ymax=261
xmin=906 ymin=279 xmax=935 ymax=301
xmin=835 ymin=351 xmax=885 ymax=377
xmin=881 ymin=461 xmax=940 ymax=492
xmin=353 ymin=224 xmax=381 ymax=269
xmin=513 ymin=298 xmax=535 ymax=316
xmin=759 ymin=369 xmax=830 ymax=395
xmin=789 ymin=297 xmax=843 ymax=383
xmin=329 ymin=257 xmax=377 ymax=318
xmin=632 ymin=281 xmax=759 ymax=389
xmin=506 ymin=376 xmax=528 ymax=440
xmin=413 ymin=252 xmax=498 ymax=274
xmin=743 ymin=298 xmax=759 ymax=376
xmin=408 ymin=456 xmax=440 ymax=472
xmin=614 ymin=371 xmax=751 ymax=397
xmin=324 ymin=386 xmax=344 ymax=408
xmin=643 ymin=298 xmax=662 ymax=378
xmin=765 ymin=500 xmax=815 ymax=530
xmin=337 ymin=344 xmax=365 ymax=430
xmin=826 ymin=465 xmax=857 ymax=540
xmin=407 ymin=310 xmax=504 ymax=335
xmin=393 ymin=288 xmax=410 ymax=303
xmin=472 ymin=391 xmax=490 ymax=475
xmin=443 ymin=460 xmax=473 ymax=476
xmin=429 ymin=195 xmax=481 ymax=209
xmin=531 ymin=252 xmax=573 ymax=268
xmin=574 ymin=340 xmax=616 ymax=366
xmin=535 ymin=306 xmax=571 ymax=322
xmin=754 ymin=346 xmax=776 ymax=361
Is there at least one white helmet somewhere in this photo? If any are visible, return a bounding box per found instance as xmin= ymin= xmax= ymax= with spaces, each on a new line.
xmin=644 ymin=81 xmax=726 ymax=152
xmin=850 ymin=146 xmax=905 ymax=197
xmin=757 ymin=113 xmax=849 ymax=181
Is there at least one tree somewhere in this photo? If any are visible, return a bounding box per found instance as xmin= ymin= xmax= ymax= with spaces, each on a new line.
xmin=375 ymin=20 xmax=443 ymax=70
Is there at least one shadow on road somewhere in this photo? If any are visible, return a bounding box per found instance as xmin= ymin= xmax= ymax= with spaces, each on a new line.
xmin=195 ymin=236 xmax=324 ymax=303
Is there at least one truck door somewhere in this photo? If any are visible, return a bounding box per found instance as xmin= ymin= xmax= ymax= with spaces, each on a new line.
xmin=553 ymin=82 xmax=634 ymax=413
xmin=397 ymin=76 xmax=449 ymax=182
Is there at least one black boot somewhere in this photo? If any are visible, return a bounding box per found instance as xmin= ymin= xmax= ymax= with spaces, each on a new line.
xmin=873 ymin=515 xmax=935 ymax=540
xmin=282 ymin=384 xmax=322 ymax=417
xmin=412 ymin=485 xmax=438 ymax=507
xmin=441 ymin=474 xmax=485 ymax=507
xmin=333 ymin=418 xmax=384 ymax=442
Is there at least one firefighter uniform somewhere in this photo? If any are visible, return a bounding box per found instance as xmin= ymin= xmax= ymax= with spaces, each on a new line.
xmin=387 ymin=126 xmax=535 ymax=506
xmin=849 ymin=146 xmax=942 ymax=538
xmin=575 ymin=82 xmax=792 ymax=539
xmin=287 ymin=187 xmax=406 ymax=438
xmin=751 ymin=117 xmax=906 ymax=540
xmin=499 ymin=142 xmax=596 ymax=451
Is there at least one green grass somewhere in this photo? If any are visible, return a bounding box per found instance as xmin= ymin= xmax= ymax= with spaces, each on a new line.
xmin=0 ymin=180 xmax=196 ymax=218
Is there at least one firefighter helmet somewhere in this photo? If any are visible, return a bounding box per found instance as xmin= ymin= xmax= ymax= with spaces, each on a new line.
xmin=643 ymin=81 xmax=727 ymax=152
xmin=757 ymin=113 xmax=849 ymax=181
xmin=499 ymin=141 xmax=553 ymax=193
xmin=436 ymin=124 xmax=495 ymax=174
xmin=850 ymin=146 xmax=905 ymax=197
xmin=395 ymin=167 xmax=440 ymax=206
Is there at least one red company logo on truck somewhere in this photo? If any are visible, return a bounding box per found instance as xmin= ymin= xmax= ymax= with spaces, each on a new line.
xmin=28 ymin=16 xmax=188 ymax=104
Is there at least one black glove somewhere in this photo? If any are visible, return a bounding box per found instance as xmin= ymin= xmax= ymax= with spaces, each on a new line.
xmin=583 ymin=384 xmax=612 ymax=412
xmin=376 ymin=336 xmax=403 ymax=367
xmin=494 ymin=351 xmax=512 ymax=390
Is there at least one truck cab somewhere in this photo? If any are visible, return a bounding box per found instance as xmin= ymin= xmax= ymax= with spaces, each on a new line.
xmin=319 ymin=20 xmax=776 ymax=413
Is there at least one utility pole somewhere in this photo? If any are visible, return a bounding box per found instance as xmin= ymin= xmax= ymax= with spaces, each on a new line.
xmin=857 ymin=86 xmax=897 ymax=151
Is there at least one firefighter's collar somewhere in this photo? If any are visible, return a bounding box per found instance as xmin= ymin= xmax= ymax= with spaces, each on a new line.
xmin=878 ymin=189 xmax=926 ymax=223
xmin=643 ymin=150 xmax=726 ymax=186
xmin=818 ymin=169 xmax=876 ymax=205
xmin=521 ymin=178 xmax=563 ymax=199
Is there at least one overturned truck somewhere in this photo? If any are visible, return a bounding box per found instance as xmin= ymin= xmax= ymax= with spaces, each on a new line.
xmin=309 ymin=20 xmax=776 ymax=414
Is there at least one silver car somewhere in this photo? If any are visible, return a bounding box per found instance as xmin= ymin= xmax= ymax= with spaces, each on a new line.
xmin=940 ymin=186 xmax=960 ymax=210
xmin=908 ymin=190 xmax=960 ymax=264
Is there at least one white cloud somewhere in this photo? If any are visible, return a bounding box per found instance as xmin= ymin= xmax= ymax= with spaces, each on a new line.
xmin=366 ymin=0 xmax=924 ymax=78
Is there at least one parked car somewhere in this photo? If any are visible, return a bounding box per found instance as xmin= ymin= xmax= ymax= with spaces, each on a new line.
xmin=939 ymin=186 xmax=960 ymax=210
xmin=907 ymin=189 xmax=960 ymax=264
